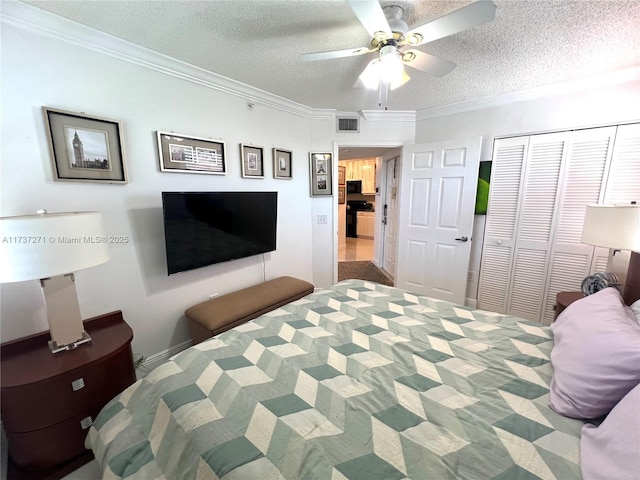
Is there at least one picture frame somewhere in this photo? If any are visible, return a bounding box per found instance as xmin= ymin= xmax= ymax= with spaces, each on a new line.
xmin=309 ymin=152 xmax=333 ymax=197
xmin=43 ymin=107 xmax=127 ymax=184
xmin=240 ymin=144 xmax=265 ymax=178
xmin=157 ymin=131 xmax=226 ymax=175
xmin=338 ymin=165 xmax=346 ymax=185
xmin=338 ymin=186 xmax=346 ymax=204
xmin=273 ymin=148 xmax=292 ymax=179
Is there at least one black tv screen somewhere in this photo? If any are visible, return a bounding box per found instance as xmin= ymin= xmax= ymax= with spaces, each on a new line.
xmin=162 ymin=191 xmax=277 ymax=275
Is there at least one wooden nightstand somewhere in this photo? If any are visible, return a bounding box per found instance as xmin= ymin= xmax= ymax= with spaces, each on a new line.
xmin=1 ymin=311 xmax=136 ymax=480
xmin=554 ymin=291 xmax=585 ymax=320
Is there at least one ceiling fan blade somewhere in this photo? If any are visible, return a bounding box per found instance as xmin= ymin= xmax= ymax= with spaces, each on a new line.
xmin=402 ymin=49 xmax=456 ymax=77
xmin=301 ymin=46 xmax=373 ymax=62
xmin=347 ymin=0 xmax=392 ymax=39
xmin=405 ymin=1 xmax=497 ymax=46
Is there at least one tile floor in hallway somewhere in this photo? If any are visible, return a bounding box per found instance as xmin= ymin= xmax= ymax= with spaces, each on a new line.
xmin=339 ymin=237 xmax=374 ymax=262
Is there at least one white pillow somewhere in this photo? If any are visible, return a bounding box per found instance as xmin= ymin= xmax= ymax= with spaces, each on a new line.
xmin=549 ymin=287 xmax=640 ymax=419
xmin=580 ymin=383 xmax=640 ymax=480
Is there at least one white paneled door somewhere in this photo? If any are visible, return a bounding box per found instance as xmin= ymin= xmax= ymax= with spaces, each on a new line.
xmin=396 ymin=138 xmax=482 ymax=303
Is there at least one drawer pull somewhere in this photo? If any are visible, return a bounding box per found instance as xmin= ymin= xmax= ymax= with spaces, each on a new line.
xmin=71 ymin=378 xmax=85 ymax=391
xmin=80 ymin=416 xmax=93 ymax=430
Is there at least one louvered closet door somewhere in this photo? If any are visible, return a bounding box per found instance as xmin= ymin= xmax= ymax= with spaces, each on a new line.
xmin=541 ymin=127 xmax=616 ymax=324
xmin=479 ymin=123 xmax=639 ymax=324
xmin=604 ymin=123 xmax=640 ymax=203
xmin=506 ymin=132 xmax=567 ymax=321
xmin=477 ymin=137 xmax=528 ymax=314
xmin=591 ymin=123 xmax=640 ymax=275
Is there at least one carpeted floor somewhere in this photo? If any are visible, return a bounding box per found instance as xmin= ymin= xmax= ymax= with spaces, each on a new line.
xmin=338 ymin=261 xmax=393 ymax=286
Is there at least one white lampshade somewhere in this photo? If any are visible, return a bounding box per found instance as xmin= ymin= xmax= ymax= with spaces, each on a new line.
xmin=0 ymin=211 xmax=110 ymax=283
xmin=358 ymin=51 xmax=410 ymax=91
xmin=581 ymin=204 xmax=640 ymax=251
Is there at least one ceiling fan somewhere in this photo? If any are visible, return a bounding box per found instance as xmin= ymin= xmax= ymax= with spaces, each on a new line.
xmin=302 ymin=0 xmax=497 ymax=107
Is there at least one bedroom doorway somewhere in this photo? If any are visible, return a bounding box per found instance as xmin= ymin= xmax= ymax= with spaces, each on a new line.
xmin=336 ymin=143 xmax=400 ymax=285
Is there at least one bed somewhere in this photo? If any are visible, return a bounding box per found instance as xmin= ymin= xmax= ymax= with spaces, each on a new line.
xmin=86 ymin=279 xmax=640 ymax=479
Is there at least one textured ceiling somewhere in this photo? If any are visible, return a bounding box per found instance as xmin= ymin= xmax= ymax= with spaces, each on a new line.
xmin=22 ymin=0 xmax=640 ymax=112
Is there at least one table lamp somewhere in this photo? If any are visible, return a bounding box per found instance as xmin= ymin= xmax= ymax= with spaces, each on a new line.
xmin=0 ymin=210 xmax=110 ymax=353
xmin=581 ymin=204 xmax=640 ymax=305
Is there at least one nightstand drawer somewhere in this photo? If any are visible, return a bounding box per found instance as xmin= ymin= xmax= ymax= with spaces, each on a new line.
xmin=1 ymin=344 xmax=134 ymax=432
xmin=1 ymin=311 xmax=136 ymax=480
xmin=6 ymin=411 xmax=96 ymax=470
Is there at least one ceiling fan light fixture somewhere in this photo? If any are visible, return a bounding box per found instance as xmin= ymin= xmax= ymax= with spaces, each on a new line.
xmin=379 ymin=45 xmax=406 ymax=88
xmin=303 ymin=0 xmax=497 ymax=108
xmin=359 ymin=59 xmax=382 ymax=90
xmin=389 ymin=69 xmax=410 ymax=91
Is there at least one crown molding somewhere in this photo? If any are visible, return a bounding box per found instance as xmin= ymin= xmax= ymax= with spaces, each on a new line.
xmin=359 ymin=110 xmax=416 ymax=122
xmin=417 ymin=66 xmax=640 ymax=121
xmin=1 ymin=1 xmax=335 ymax=121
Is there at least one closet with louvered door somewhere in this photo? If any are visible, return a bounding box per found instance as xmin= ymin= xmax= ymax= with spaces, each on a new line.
xmin=477 ymin=123 xmax=639 ymax=324
xmin=507 ymin=132 xmax=566 ymax=321
xmin=476 ymin=136 xmax=528 ymax=314
xmin=540 ymin=127 xmax=616 ymax=323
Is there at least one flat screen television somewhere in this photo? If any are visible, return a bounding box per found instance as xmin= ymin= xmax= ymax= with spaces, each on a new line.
xmin=161 ymin=191 xmax=277 ymax=275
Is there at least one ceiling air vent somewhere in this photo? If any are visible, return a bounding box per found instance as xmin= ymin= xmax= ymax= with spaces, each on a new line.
xmin=337 ymin=117 xmax=359 ymax=133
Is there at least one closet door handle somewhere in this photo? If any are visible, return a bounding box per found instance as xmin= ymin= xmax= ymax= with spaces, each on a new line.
xmin=454 ymin=236 xmax=469 ymax=242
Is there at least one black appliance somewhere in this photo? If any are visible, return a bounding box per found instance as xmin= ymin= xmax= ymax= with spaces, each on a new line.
xmin=162 ymin=191 xmax=277 ymax=275
xmin=346 ymin=200 xmax=373 ymax=238
xmin=346 ymin=180 xmax=362 ymax=194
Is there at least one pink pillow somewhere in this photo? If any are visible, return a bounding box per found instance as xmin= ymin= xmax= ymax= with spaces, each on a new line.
xmin=580 ymin=383 xmax=640 ymax=480
xmin=549 ymin=287 xmax=640 ymax=419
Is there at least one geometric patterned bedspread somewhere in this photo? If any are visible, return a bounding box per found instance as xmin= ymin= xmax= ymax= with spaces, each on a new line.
xmin=86 ymin=280 xmax=585 ymax=479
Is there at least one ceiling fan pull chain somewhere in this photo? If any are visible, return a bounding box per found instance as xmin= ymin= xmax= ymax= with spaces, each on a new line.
xmin=380 ymin=80 xmax=390 ymax=110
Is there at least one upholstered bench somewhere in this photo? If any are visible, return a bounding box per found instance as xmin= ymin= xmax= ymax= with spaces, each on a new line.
xmin=185 ymin=276 xmax=314 ymax=345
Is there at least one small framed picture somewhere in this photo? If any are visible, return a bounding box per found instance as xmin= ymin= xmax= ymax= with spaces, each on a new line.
xmin=309 ymin=152 xmax=333 ymax=197
xmin=43 ymin=107 xmax=127 ymax=184
xmin=273 ymin=148 xmax=292 ymax=179
xmin=338 ymin=186 xmax=346 ymax=204
xmin=157 ymin=131 xmax=226 ymax=174
xmin=338 ymin=165 xmax=346 ymax=185
xmin=240 ymin=144 xmax=264 ymax=178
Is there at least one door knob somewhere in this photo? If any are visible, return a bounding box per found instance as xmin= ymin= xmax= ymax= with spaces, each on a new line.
xmin=455 ymin=236 xmax=469 ymax=242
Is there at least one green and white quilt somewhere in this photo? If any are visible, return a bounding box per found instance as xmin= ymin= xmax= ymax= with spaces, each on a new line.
xmin=87 ymin=280 xmax=584 ymax=479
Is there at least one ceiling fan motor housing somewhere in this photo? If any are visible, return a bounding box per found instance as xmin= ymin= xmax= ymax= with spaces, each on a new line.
xmin=370 ymin=5 xmax=408 ymax=48
xmin=385 ymin=5 xmax=408 ymax=35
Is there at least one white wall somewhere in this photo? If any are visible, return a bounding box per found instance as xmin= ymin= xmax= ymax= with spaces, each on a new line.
xmin=0 ymin=24 xmax=319 ymax=356
xmin=415 ymin=80 xmax=640 ymax=302
xmin=0 ymin=12 xmax=417 ymax=357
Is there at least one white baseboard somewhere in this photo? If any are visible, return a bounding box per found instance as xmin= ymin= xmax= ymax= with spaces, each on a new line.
xmin=465 ymin=298 xmax=478 ymax=309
